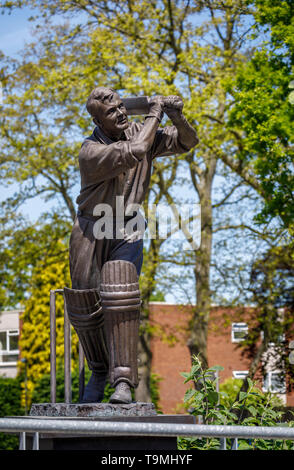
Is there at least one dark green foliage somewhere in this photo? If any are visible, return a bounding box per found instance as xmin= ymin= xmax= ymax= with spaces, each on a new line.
xmin=227 ymin=0 xmax=294 ymax=229
xmin=31 ymin=367 xmax=80 ymax=404
xmin=150 ymin=373 xmax=163 ymax=413
xmin=0 ymin=376 xmax=24 ymax=450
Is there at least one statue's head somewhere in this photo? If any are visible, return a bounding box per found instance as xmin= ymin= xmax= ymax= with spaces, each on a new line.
xmin=86 ymin=87 xmax=128 ymax=141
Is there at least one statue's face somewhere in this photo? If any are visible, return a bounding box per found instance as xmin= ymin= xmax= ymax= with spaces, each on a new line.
xmin=96 ymin=92 xmax=129 ymax=140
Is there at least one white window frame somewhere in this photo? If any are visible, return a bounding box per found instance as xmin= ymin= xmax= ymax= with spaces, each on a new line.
xmin=262 ymin=371 xmax=286 ymax=394
xmin=0 ymin=329 xmax=19 ymax=365
xmin=233 ymin=371 xmax=249 ymax=380
xmin=231 ymin=322 xmax=248 ymax=343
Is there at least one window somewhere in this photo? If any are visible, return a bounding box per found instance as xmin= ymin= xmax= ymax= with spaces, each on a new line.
xmin=233 ymin=371 xmax=249 ymax=380
xmin=263 ymin=372 xmax=286 ymax=394
xmin=231 ymin=323 xmax=248 ymax=343
xmin=0 ymin=329 xmax=19 ymax=364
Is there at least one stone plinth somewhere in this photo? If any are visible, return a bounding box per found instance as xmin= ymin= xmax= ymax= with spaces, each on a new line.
xmin=26 ymin=403 xmax=195 ymax=450
xmin=23 ymin=411 xmax=195 ymax=450
xmin=29 ymin=402 xmax=157 ymax=418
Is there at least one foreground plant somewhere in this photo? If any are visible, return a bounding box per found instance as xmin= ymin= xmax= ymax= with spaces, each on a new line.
xmin=178 ymin=356 xmax=294 ymax=450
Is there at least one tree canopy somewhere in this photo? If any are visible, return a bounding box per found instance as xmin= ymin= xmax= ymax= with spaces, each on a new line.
xmin=0 ymin=0 xmax=293 ymax=397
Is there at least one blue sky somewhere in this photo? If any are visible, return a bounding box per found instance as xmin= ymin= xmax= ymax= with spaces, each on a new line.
xmin=0 ymin=7 xmax=73 ymax=220
xmin=0 ymin=7 xmax=36 ymax=56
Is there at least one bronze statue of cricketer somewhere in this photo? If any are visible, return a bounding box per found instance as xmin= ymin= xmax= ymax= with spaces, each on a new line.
xmin=64 ymin=87 xmax=198 ymax=404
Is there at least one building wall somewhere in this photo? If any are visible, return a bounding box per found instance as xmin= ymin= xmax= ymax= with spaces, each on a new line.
xmin=149 ymin=303 xmax=192 ymax=414
xmin=207 ymin=306 xmax=253 ymax=382
xmin=0 ymin=310 xmax=22 ymax=378
xmin=149 ymin=303 xmax=294 ymax=413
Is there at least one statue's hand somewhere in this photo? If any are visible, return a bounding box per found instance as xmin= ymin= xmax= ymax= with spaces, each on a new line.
xmin=148 ymin=95 xmax=166 ymax=108
xmin=163 ymin=95 xmax=184 ymax=120
xmin=147 ymin=95 xmax=165 ymax=121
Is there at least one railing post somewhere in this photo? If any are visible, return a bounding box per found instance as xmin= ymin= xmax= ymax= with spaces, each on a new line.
xmin=219 ymin=437 xmax=226 ymax=450
xmin=19 ymin=432 xmax=26 ymax=450
xmin=231 ymin=438 xmax=238 ymax=450
xmin=50 ymin=290 xmax=57 ymax=403
xmin=32 ymin=432 xmax=39 ymax=450
xmin=50 ymin=289 xmax=86 ymax=404
xmin=63 ymin=291 xmax=72 ymax=404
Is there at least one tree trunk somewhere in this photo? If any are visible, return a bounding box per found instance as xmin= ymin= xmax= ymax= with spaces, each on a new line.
xmin=135 ymin=323 xmax=153 ymax=402
xmin=187 ymin=158 xmax=216 ymax=369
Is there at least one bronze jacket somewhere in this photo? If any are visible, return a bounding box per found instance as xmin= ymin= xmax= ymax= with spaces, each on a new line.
xmin=76 ymin=121 xmax=189 ymax=216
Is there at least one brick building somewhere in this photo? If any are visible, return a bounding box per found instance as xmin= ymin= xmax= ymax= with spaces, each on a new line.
xmin=0 ymin=309 xmax=22 ymax=379
xmin=149 ymin=302 xmax=294 ymax=413
xmin=1 ymin=303 xmax=293 ymax=413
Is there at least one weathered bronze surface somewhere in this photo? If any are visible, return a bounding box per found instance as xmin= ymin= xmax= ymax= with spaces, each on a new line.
xmin=64 ymin=87 xmax=198 ymax=404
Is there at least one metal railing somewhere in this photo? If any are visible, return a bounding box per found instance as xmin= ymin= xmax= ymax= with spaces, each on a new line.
xmin=1 ymin=418 xmax=294 ymax=450
xmin=50 ymin=289 xmax=85 ymax=403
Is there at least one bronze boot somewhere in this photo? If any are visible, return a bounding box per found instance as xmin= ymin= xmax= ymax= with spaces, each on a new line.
xmin=63 ymin=287 xmax=109 ymax=403
xmin=100 ymin=260 xmax=141 ymax=404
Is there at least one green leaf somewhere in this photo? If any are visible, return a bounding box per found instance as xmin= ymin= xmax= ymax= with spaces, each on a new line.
xmin=184 ymin=388 xmax=197 ymax=402
xmin=247 ymin=377 xmax=253 ymax=389
xmin=180 ymin=372 xmax=190 ymax=379
xmin=248 ymin=405 xmax=257 ymax=417
xmin=242 ymin=417 xmax=257 ymax=425
xmin=207 ymin=391 xmax=219 ymax=405
xmin=193 ymin=392 xmax=204 ymax=403
xmin=181 ymin=372 xmax=194 ymax=383
xmin=239 ymin=391 xmax=247 ymax=401
xmin=191 ymin=363 xmax=201 ymax=376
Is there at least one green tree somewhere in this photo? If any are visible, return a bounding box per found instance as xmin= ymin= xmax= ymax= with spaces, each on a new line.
xmin=236 ymin=244 xmax=294 ymax=394
xmin=0 ymin=212 xmax=71 ymax=308
xmin=225 ymin=0 xmax=294 ymax=230
xmin=0 ymin=3 xmax=178 ymax=401
xmin=219 ymin=0 xmax=294 ymax=391
xmin=1 ymin=0 xmax=292 ymax=401
xmin=18 ymin=248 xmax=78 ymax=408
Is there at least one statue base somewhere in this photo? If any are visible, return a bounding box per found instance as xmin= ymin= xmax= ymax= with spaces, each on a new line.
xmin=24 ymin=403 xmax=195 ymax=450
xmin=29 ymin=402 xmax=157 ymax=418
